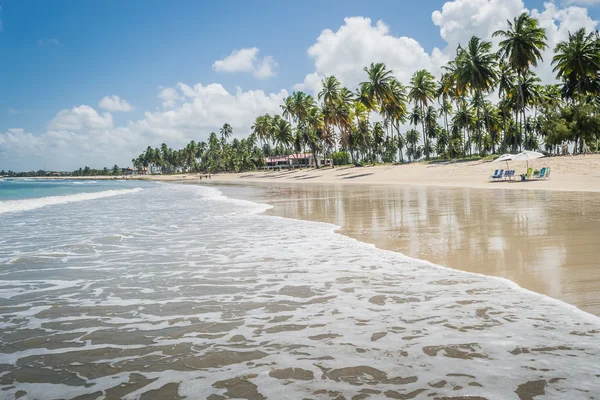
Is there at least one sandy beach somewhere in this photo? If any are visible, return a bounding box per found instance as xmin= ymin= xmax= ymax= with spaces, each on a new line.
xmin=206 ymin=154 xmax=600 ymax=193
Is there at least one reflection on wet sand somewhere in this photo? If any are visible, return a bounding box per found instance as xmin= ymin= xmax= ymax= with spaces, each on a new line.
xmin=234 ymin=183 xmax=600 ymax=316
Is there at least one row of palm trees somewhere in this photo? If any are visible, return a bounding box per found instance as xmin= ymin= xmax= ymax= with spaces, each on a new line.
xmin=131 ymin=13 xmax=600 ymax=174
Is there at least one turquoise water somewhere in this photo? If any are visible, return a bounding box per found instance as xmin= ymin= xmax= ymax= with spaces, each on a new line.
xmin=0 ymin=178 xmax=144 ymax=201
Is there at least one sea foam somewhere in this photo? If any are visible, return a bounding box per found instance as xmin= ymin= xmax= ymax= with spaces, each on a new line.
xmin=0 ymin=188 xmax=142 ymax=214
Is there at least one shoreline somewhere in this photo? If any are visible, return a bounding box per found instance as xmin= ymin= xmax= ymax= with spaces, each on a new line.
xmin=211 ymin=181 xmax=600 ymax=316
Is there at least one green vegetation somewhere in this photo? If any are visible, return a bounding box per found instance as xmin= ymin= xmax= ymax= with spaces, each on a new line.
xmin=126 ymin=14 xmax=600 ymax=174
xmin=0 ymin=166 xmax=127 ymax=177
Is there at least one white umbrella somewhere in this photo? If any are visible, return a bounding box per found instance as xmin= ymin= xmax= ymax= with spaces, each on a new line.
xmin=512 ymin=150 xmax=545 ymax=169
xmin=493 ymin=153 xmax=514 ymax=170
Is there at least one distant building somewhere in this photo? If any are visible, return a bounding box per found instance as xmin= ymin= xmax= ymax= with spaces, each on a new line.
xmin=264 ymin=153 xmax=331 ymax=169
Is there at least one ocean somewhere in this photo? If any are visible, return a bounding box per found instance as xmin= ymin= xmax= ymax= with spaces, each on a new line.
xmin=0 ymin=179 xmax=599 ymax=399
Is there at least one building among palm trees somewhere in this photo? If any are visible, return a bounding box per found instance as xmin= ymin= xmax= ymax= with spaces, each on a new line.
xmin=264 ymin=153 xmax=331 ymax=170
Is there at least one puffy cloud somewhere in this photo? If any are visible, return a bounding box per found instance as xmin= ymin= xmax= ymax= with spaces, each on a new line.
xmin=37 ymin=38 xmax=60 ymax=46
xmin=158 ymin=87 xmax=181 ymax=108
xmin=98 ymin=95 xmax=133 ymax=112
xmin=48 ymin=105 xmax=113 ymax=131
xmin=293 ymin=72 xmax=324 ymax=94
xmin=432 ymin=0 xmax=526 ymax=48
xmin=2 ymin=84 xmax=287 ymax=170
xmin=299 ymin=17 xmax=446 ymax=94
xmin=212 ymin=47 xmax=278 ymax=79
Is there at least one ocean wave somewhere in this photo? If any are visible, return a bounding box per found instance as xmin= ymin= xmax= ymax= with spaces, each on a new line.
xmin=0 ymin=188 xmax=142 ymax=215
xmin=72 ymin=180 xmax=98 ymax=185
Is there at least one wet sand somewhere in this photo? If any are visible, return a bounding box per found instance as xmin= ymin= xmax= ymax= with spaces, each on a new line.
xmin=216 ymin=182 xmax=600 ymax=316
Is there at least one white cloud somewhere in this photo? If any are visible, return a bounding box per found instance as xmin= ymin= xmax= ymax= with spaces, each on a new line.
xmin=1 ymin=84 xmax=287 ymax=170
xmin=432 ymin=0 xmax=526 ymax=49
xmin=293 ymin=72 xmax=324 ymax=94
xmin=563 ymin=0 xmax=600 ymax=6
xmin=296 ymin=17 xmax=446 ymax=95
xmin=38 ymin=38 xmax=60 ymax=47
xmin=98 ymin=95 xmax=133 ymax=112
xmin=158 ymin=87 xmax=181 ymax=108
xmin=48 ymin=105 xmax=113 ymax=131
xmin=212 ymin=47 xmax=278 ymax=79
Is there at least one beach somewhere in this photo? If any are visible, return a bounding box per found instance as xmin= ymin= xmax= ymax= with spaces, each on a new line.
xmin=207 ymin=153 xmax=600 ymax=193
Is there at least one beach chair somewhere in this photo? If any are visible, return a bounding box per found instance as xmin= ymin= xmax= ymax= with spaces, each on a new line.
xmin=489 ymin=169 xmax=503 ymax=181
xmin=521 ymin=167 xmax=533 ymax=181
xmin=544 ymin=167 xmax=551 ymax=179
xmin=534 ymin=167 xmax=546 ymax=179
xmin=539 ymin=168 xmax=547 ymax=179
xmin=503 ymin=170 xmax=511 ymax=180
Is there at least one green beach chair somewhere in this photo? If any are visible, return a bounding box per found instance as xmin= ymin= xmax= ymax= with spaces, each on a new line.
xmin=521 ymin=168 xmax=533 ymax=181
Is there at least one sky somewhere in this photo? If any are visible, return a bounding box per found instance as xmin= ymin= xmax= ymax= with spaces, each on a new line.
xmin=1 ymin=0 xmax=599 ymax=171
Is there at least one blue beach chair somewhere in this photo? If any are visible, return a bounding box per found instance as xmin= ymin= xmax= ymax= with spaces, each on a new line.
xmin=489 ymin=169 xmax=503 ymax=181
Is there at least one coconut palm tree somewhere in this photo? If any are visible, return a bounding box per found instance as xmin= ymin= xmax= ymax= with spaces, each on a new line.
xmin=361 ymin=62 xmax=394 ymax=114
xmin=319 ymin=76 xmax=342 ymax=107
xmin=220 ymin=123 xmax=233 ymax=143
xmin=453 ymin=36 xmax=498 ymax=155
xmin=273 ymin=117 xmax=293 ymax=156
xmin=406 ymin=129 xmax=421 ymax=162
xmin=437 ymin=73 xmax=455 ymax=135
xmin=409 ymin=69 xmax=437 ymax=159
xmin=385 ymin=78 xmax=409 ymax=161
xmin=552 ymin=28 xmax=600 ymax=99
xmin=494 ymin=13 xmax=547 ymax=150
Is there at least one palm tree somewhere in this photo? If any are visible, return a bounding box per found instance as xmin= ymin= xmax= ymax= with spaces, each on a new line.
xmin=437 ymin=73 xmax=455 ymax=135
xmin=453 ymin=36 xmax=498 ymax=155
xmin=553 ymin=28 xmax=600 ymax=99
xmin=385 ymin=79 xmax=409 ymax=161
xmin=406 ymin=129 xmax=421 ymax=162
xmin=318 ymin=76 xmax=342 ymax=107
xmin=360 ymin=62 xmax=394 ymax=113
xmin=409 ymin=69 xmax=437 ymax=159
xmin=494 ymin=12 xmax=547 ymax=151
xmin=274 ymin=117 xmax=293 ymax=156
xmin=220 ymin=123 xmax=233 ymax=143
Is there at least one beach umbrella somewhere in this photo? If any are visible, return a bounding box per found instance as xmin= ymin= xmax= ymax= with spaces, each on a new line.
xmin=493 ymin=153 xmax=514 ymax=170
xmin=512 ymin=150 xmax=544 ymax=169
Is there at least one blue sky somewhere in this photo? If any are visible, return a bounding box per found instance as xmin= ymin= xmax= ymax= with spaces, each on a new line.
xmin=1 ymin=0 xmax=599 ymax=170
xmin=0 ymin=0 xmax=455 ymax=132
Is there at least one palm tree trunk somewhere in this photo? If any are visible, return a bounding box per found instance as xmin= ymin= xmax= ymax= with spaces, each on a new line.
xmin=517 ymin=72 xmax=527 ymax=151
xmin=395 ymin=122 xmax=404 ymax=162
xmin=443 ymin=98 xmax=449 ymax=135
xmin=420 ymin=103 xmax=428 ymax=160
